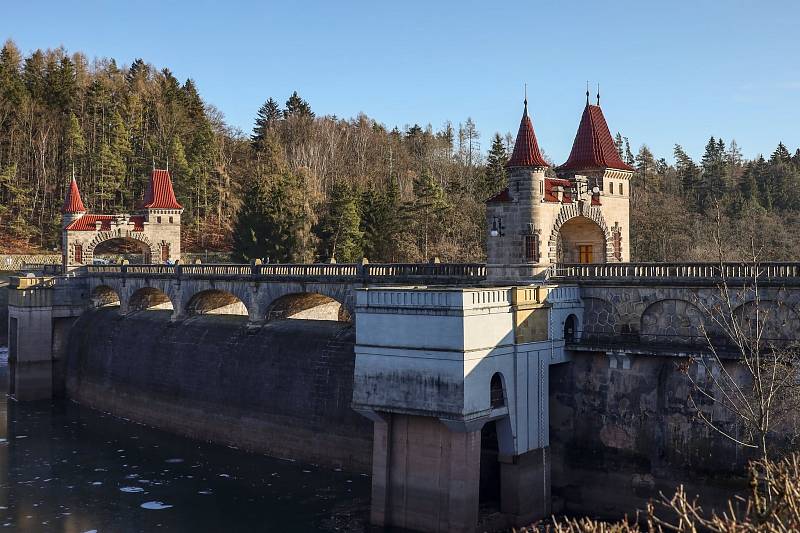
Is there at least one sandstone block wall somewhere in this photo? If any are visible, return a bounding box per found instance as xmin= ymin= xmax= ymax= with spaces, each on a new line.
xmin=549 ymin=351 xmax=757 ymax=518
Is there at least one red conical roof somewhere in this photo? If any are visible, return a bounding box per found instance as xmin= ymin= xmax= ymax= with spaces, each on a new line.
xmin=143 ymin=169 xmax=183 ymax=210
xmin=506 ymin=101 xmax=548 ymax=168
xmin=560 ymin=102 xmax=634 ymax=172
xmin=61 ymin=177 xmax=86 ymax=213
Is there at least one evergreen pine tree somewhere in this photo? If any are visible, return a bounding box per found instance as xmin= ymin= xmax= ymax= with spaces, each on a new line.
xmin=614 ymin=132 xmax=624 ymax=159
xmin=674 ymin=144 xmax=701 ymax=207
xmin=284 ymin=91 xmax=313 ymax=118
xmin=319 ymin=181 xmax=364 ymax=262
xmin=251 ymin=98 xmax=283 ymax=150
xmin=624 ymin=137 xmax=634 ymax=166
xmin=482 ymin=133 xmax=508 ymax=196
xmin=233 ymin=133 xmax=315 ymax=262
xmin=65 ymin=112 xmax=85 ymax=167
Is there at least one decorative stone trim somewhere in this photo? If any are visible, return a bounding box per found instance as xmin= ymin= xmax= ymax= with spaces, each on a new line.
xmin=546 ymin=203 xmax=614 ymax=262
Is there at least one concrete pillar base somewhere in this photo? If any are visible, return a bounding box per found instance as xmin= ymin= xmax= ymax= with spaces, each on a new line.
xmin=9 ymin=360 xmax=53 ymax=401
xmin=370 ymin=413 xmax=481 ymax=533
xmin=500 ymin=447 xmax=551 ymax=526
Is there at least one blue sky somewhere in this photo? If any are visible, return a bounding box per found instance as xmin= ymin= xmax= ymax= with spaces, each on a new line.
xmin=2 ymin=0 xmax=798 ymax=163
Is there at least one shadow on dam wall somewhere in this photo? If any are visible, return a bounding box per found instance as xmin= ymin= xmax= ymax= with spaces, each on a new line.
xmin=64 ymin=308 xmax=373 ymax=471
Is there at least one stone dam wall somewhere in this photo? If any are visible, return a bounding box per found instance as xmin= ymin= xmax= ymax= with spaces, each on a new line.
xmin=550 ymin=351 xmax=757 ymax=518
xmin=60 ymin=308 xmax=772 ymax=518
xmin=64 ymin=309 xmax=373 ymax=471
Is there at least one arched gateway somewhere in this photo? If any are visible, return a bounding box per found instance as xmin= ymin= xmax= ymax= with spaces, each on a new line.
xmin=485 ymin=95 xmax=633 ymax=280
xmin=61 ymin=169 xmax=183 ymax=268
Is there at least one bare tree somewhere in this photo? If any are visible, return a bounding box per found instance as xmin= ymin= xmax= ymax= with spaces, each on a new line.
xmin=684 ymin=206 xmax=800 ymax=474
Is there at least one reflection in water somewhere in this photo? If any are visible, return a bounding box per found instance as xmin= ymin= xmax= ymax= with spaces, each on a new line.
xmin=0 ymin=348 xmax=370 ymax=532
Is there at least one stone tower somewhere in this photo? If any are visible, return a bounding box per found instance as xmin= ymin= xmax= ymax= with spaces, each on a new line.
xmin=486 ymin=94 xmax=633 ymax=282
xmin=62 ymin=169 xmax=183 ymax=268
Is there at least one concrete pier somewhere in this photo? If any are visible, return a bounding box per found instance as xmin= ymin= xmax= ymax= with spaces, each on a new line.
xmin=7 ymin=276 xmax=84 ymax=400
xmin=352 ymin=285 xmax=579 ymax=532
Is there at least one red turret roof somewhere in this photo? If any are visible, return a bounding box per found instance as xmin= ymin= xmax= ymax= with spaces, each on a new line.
xmin=506 ymin=101 xmax=548 ymax=168
xmin=560 ymin=103 xmax=634 ymax=172
xmin=143 ymin=169 xmax=183 ymax=210
xmin=61 ymin=177 xmax=86 ymax=214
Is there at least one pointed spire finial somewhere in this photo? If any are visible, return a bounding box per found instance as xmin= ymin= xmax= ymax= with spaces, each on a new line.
xmin=71 ymin=162 xmax=75 ymax=181
xmin=586 ymin=81 xmax=590 ymax=105
xmin=152 ymin=156 xmax=156 ymax=171
xmin=523 ymin=83 xmax=528 ymax=115
xmin=166 ymin=156 xmax=169 ymax=172
xmin=596 ymin=83 xmax=600 ymax=106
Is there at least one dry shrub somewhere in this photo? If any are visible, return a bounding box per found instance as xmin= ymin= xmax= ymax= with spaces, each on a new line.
xmin=515 ymin=454 xmax=800 ymax=533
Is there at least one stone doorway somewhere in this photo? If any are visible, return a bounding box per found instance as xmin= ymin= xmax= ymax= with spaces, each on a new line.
xmin=557 ymin=216 xmax=606 ymax=263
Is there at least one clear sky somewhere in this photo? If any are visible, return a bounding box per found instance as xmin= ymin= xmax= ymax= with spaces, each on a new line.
xmin=2 ymin=0 xmax=798 ymax=163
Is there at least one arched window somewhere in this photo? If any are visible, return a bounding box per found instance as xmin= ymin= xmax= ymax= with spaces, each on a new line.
xmin=612 ymin=225 xmax=622 ymax=261
xmin=564 ymin=314 xmax=577 ymax=343
xmin=490 ymin=373 xmax=505 ymax=408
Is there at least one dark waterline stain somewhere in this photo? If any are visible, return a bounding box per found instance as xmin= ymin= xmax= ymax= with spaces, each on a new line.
xmin=0 ymin=348 xmax=371 ymax=532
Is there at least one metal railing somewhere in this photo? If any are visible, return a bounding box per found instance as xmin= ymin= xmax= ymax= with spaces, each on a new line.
xmin=551 ymin=262 xmax=800 ymax=282
xmin=80 ymin=262 xmax=487 ymax=283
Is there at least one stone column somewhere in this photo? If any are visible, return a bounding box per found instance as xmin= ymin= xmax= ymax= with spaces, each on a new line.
xmin=370 ymin=413 xmax=481 ymax=533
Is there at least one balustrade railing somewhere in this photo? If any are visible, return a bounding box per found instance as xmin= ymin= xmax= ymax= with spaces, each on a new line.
xmin=77 ymin=262 xmax=487 ymax=283
xmin=20 ymin=263 xmax=64 ymax=275
xmin=551 ymin=262 xmax=800 ymax=282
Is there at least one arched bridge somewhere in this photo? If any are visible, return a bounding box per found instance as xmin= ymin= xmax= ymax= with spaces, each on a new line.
xmin=78 ymin=262 xmax=487 ymax=323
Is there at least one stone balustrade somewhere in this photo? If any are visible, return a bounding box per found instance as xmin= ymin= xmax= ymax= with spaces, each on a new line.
xmin=77 ymin=262 xmax=488 ymax=284
xmin=551 ymin=262 xmax=800 ymax=284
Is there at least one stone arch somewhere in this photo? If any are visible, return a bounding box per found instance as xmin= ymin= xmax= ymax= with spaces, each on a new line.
xmin=84 ymin=230 xmax=159 ymax=264
xmin=185 ymin=289 xmax=249 ymax=317
xmin=90 ymin=285 xmax=120 ymax=308
xmin=547 ymin=204 xmax=613 ymax=263
xmin=128 ymin=286 xmax=174 ymax=313
xmin=641 ymin=298 xmax=705 ymax=346
xmin=732 ymin=300 xmax=800 ymax=347
xmin=265 ymin=292 xmax=351 ymax=322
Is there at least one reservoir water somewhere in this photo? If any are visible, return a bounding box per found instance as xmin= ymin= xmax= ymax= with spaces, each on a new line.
xmin=0 ymin=348 xmax=371 ymax=532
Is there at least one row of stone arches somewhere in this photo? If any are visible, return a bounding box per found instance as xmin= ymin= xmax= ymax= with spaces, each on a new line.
xmin=582 ymin=296 xmax=800 ymax=346
xmin=90 ymin=285 xmax=351 ymax=323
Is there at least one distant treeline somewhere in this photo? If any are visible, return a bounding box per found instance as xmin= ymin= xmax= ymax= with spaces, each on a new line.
xmin=1 ymin=39 xmax=798 ymax=262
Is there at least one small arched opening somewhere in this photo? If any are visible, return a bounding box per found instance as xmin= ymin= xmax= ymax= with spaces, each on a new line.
xmin=557 ymin=216 xmax=606 ymax=264
xmin=266 ymin=293 xmax=350 ymax=322
xmin=92 ymin=237 xmax=152 ymax=265
xmin=490 ymin=372 xmax=505 ymax=408
xmin=186 ymin=289 xmax=248 ymax=317
xmin=480 ymin=372 xmax=507 ymax=514
xmin=564 ymin=314 xmax=578 ymax=343
xmin=128 ymin=287 xmax=173 ymax=313
xmin=90 ymin=285 xmax=120 ymax=308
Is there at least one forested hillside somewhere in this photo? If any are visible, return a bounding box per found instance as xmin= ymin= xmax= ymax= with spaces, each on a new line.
xmin=1 ymin=40 xmax=799 ymax=262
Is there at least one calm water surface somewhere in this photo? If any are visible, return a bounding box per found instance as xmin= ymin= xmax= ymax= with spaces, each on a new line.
xmin=0 ymin=348 xmax=371 ymax=532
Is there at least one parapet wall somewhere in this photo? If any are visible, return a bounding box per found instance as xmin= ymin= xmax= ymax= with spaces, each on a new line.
xmin=64 ymin=309 xmax=372 ymax=471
